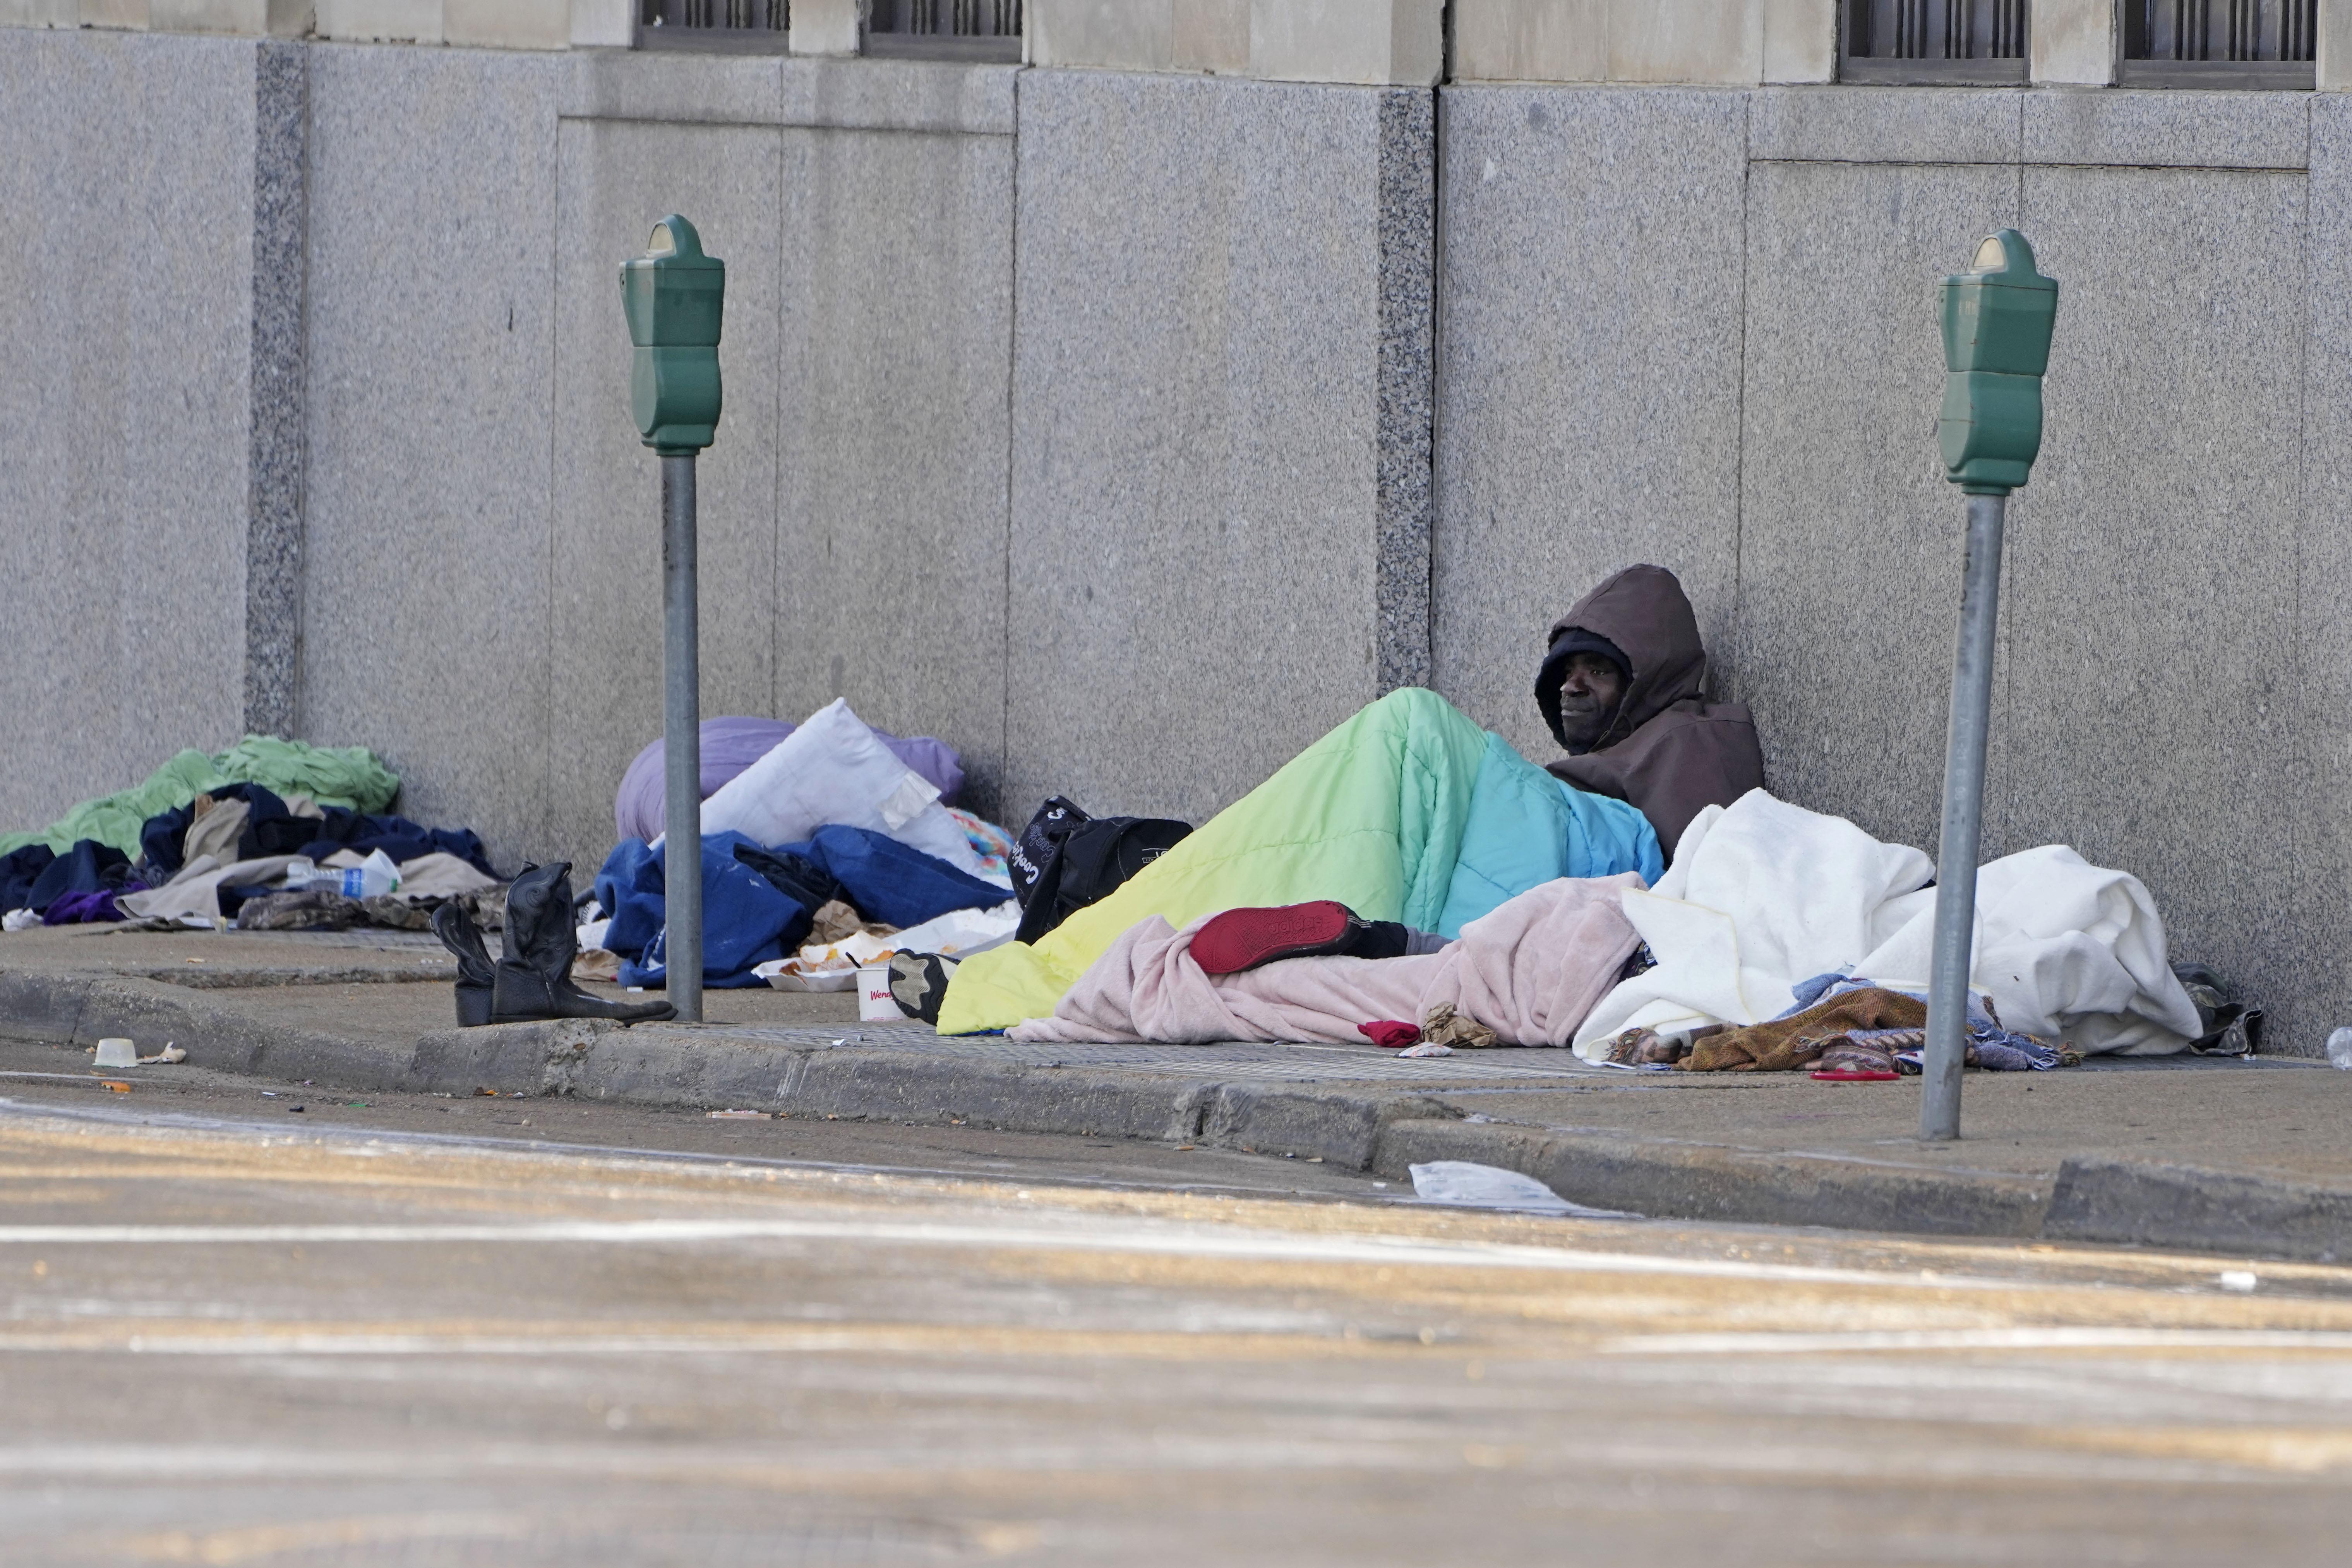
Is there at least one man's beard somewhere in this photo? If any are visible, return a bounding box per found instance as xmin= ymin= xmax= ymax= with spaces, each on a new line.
xmin=1557 ymin=701 xmax=1612 ymax=749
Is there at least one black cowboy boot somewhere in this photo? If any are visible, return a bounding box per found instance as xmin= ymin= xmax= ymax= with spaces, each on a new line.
xmin=430 ymin=901 xmax=497 ymax=1028
xmin=491 ymin=862 xmax=676 ymax=1025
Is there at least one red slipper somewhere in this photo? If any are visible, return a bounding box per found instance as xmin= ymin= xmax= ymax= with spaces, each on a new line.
xmin=1810 ymin=1066 xmax=1902 ymax=1081
xmin=1193 ymin=901 xmax=1359 ymax=976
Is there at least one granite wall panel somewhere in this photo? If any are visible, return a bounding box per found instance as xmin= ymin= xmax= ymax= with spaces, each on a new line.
xmin=2008 ymin=166 xmax=2309 ymax=1043
xmin=0 ymin=31 xmax=254 ymax=835
xmin=550 ymin=117 xmax=785 ymax=872
xmin=1430 ymin=85 xmax=1747 ymax=776
xmin=301 ymin=42 xmax=569 ymax=870
xmin=2295 ymin=94 xmax=2352 ymax=1054
xmin=771 ymin=122 xmax=1015 ymax=823
xmin=1003 ymin=70 xmax=1407 ymax=826
xmin=1736 ymin=158 xmax=2021 ymax=860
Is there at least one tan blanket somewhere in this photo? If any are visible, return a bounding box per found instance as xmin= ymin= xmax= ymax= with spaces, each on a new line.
xmin=1008 ymin=874 xmax=1645 ymax=1046
xmin=1681 ymin=987 xmax=1928 ymax=1072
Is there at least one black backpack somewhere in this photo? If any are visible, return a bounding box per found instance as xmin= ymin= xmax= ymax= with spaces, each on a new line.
xmin=1010 ymin=796 xmax=1192 ymax=946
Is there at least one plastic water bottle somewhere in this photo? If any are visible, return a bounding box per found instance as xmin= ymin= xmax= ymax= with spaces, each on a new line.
xmin=285 ymin=849 xmax=401 ymax=900
xmin=2328 ymin=1028 xmax=2352 ymax=1071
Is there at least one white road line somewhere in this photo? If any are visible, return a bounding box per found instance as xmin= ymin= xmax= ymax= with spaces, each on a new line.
xmin=0 ymin=1333 xmax=1001 ymax=1357
xmin=0 ymin=1094 xmax=1402 ymax=1205
xmin=0 ymin=1325 xmax=2346 ymax=1359
xmin=1604 ymin=1327 xmax=2352 ymax=1355
xmin=0 ymin=1215 xmax=2175 ymax=1293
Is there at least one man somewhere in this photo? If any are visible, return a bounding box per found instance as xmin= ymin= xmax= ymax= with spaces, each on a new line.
xmin=1537 ymin=564 xmax=1765 ymax=858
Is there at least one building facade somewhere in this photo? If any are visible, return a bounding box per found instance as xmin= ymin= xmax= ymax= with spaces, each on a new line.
xmin=4 ymin=1 xmax=2347 ymax=1049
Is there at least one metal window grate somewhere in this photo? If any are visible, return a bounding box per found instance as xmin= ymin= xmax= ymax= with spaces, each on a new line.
xmin=866 ymin=0 xmax=1022 ymax=60
xmin=2122 ymin=0 xmax=2316 ymax=87
xmin=1843 ymin=1 xmax=2029 ymax=83
xmin=638 ymin=0 xmax=789 ymax=52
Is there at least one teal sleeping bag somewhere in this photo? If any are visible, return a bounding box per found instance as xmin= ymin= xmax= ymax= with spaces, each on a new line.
xmin=939 ymin=689 xmax=1661 ymax=1033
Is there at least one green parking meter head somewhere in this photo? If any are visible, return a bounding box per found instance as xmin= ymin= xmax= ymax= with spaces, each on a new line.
xmin=1938 ymin=230 xmax=2059 ymax=495
xmin=619 ymin=215 xmax=725 ymax=455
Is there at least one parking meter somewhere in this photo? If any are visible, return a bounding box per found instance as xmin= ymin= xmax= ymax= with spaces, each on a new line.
xmin=1937 ymin=230 xmax=2058 ymax=495
xmin=620 ymin=215 xmax=726 ymax=455
xmin=619 ymin=214 xmax=726 ymax=1021
xmin=1922 ymin=230 xmax=2059 ymax=1143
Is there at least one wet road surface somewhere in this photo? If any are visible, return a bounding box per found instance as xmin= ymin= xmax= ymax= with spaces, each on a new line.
xmin=4 ymin=1086 xmax=2352 ymax=1565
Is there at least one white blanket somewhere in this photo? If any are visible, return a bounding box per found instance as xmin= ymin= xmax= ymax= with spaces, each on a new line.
xmin=698 ymin=698 xmax=991 ymax=879
xmin=1571 ymin=790 xmax=2203 ymax=1059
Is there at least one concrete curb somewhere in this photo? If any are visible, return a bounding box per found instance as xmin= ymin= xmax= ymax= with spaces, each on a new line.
xmin=2046 ymin=1158 xmax=2352 ymax=1265
xmin=0 ymin=969 xmax=418 ymax=1085
xmin=4 ymin=976 xmax=2349 ymax=1263
xmin=1371 ymin=1118 xmax=2052 ymax=1240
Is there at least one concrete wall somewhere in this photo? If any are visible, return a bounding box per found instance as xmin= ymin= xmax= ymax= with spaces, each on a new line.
xmin=1436 ymin=84 xmax=2335 ymax=1050
xmin=300 ymin=43 xmax=568 ymax=865
xmin=1003 ymin=70 xmax=1431 ymax=824
xmin=0 ymin=31 xmax=267 ymax=831
xmin=1448 ymin=0 xmax=1836 ymax=85
xmin=297 ymin=46 xmax=1020 ymax=873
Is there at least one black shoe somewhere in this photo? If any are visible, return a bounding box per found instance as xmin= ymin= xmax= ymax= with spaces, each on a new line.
xmin=491 ymin=862 xmax=677 ymax=1025
xmin=888 ymin=951 xmax=958 ymax=1025
xmin=430 ymin=901 xmax=497 ymax=1028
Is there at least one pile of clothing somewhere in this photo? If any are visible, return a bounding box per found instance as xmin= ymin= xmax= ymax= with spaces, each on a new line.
xmin=588 ymin=701 xmax=1017 ymax=989
xmin=0 ymin=737 xmax=399 ymax=859
xmin=0 ymin=738 xmax=504 ymax=933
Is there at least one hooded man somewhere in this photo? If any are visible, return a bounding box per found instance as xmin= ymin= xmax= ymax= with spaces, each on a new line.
xmin=1536 ymin=564 xmax=1766 ymax=859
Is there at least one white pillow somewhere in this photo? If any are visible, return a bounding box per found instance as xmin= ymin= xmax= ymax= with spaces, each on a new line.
xmin=698 ymin=698 xmax=988 ymax=876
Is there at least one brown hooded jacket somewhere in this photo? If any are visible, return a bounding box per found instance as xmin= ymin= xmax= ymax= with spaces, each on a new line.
xmin=1538 ymin=565 xmax=1765 ymax=858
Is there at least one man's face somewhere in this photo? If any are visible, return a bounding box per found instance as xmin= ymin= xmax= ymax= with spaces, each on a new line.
xmin=1555 ymin=652 xmax=1627 ymax=751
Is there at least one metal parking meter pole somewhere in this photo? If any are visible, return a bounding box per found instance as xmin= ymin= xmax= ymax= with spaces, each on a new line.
xmin=1921 ymin=230 xmax=2057 ymax=1143
xmin=661 ymin=454 xmax=703 ymax=1023
xmin=621 ymin=215 xmax=726 ymax=1025
xmin=1922 ymin=492 xmax=2005 ymax=1140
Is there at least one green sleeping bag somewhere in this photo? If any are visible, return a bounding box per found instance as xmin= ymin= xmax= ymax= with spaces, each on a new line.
xmin=937 ymin=688 xmax=1660 ymax=1035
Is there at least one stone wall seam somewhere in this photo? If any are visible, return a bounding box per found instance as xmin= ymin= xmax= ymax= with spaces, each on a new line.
xmin=552 ymin=110 xmax=1016 ymax=139
xmin=999 ymin=65 xmax=1022 ymax=810
xmin=543 ymin=60 xmax=567 ymax=853
xmin=1374 ymin=84 xmax=1436 ymax=694
xmin=1747 ymin=155 xmax=2031 ymax=168
xmin=1726 ymin=88 xmax=1752 ymax=708
xmin=244 ymin=37 xmax=307 ymax=741
xmin=1753 ymin=157 xmax=2312 ymax=175
xmin=2284 ymin=111 xmax=2318 ymax=1053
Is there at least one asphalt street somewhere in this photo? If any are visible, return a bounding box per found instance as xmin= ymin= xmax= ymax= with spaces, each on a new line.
xmin=5 ymin=1078 xmax=2352 ymax=1565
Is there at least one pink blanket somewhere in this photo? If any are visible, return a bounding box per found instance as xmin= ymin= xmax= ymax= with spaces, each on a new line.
xmin=1008 ymin=874 xmax=1646 ymax=1046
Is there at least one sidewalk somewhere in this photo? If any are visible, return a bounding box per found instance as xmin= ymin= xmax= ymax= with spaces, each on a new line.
xmin=3 ymin=926 xmax=2346 ymax=1261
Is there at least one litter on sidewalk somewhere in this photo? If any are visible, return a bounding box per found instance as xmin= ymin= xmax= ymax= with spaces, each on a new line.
xmin=1408 ymin=1162 xmax=1636 ymax=1220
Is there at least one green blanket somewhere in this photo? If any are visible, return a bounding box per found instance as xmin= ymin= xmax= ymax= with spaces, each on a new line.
xmin=937 ymin=688 xmax=1661 ymax=1034
xmin=0 ymin=737 xmax=401 ymax=859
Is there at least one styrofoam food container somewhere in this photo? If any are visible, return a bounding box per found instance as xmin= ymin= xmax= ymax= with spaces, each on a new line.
xmin=857 ymin=963 xmax=901 ymax=1022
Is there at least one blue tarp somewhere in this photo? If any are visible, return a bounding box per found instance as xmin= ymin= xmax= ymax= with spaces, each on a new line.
xmin=595 ymin=826 xmax=1008 ymax=990
xmin=783 ymin=825 xmax=1008 ymax=929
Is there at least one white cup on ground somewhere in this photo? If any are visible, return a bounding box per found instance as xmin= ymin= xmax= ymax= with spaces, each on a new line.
xmin=857 ymin=964 xmax=901 ymax=1023
xmin=93 ymin=1038 xmax=137 ymax=1068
